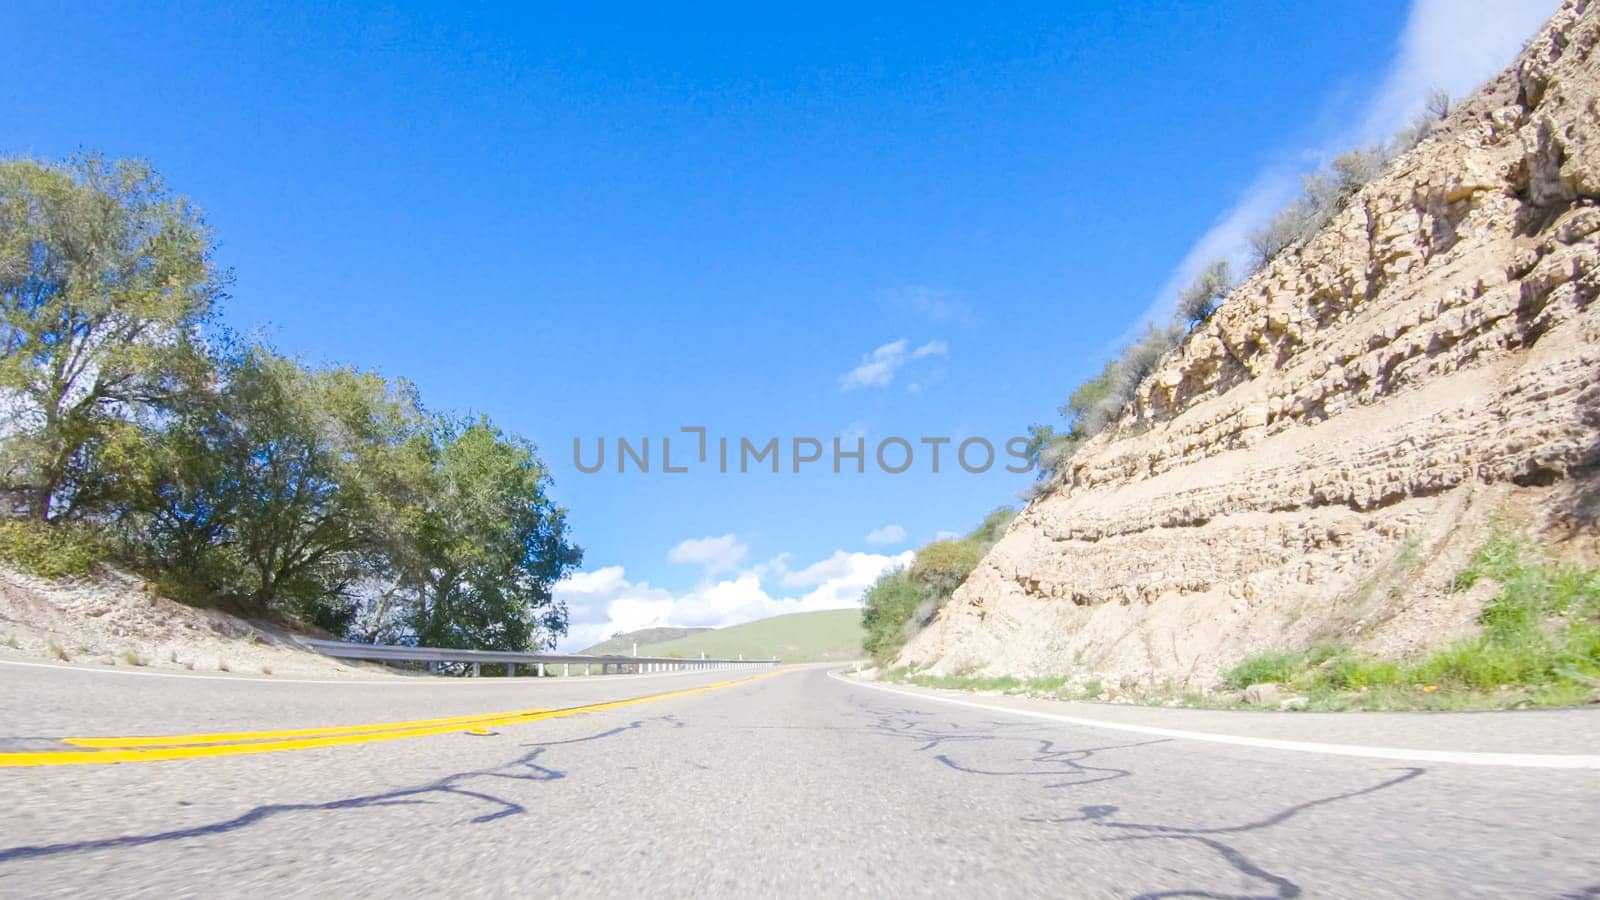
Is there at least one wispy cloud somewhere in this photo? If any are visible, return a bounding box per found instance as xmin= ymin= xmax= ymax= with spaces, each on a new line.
xmin=1358 ymin=0 xmax=1559 ymax=142
xmin=864 ymin=524 xmax=906 ymax=545
xmin=1134 ymin=0 xmax=1558 ymax=331
xmin=666 ymin=533 xmax=747 ymax=574
xmin=839 ymin=338 xmax=948 ymax=391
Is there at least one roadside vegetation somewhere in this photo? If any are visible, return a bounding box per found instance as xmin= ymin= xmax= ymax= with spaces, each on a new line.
xmin=0 ymin=154 xmax=581 ymax=650
xmin=861 ymin=507 xmax=1015 ymax=665
xmin=1025 ymin=92 xmax=1452 ymax=482
xmin=874 ymin=529 xmax=1600 ymax=713
xmin=1220 ymin=528 xmax=1600 ymax=711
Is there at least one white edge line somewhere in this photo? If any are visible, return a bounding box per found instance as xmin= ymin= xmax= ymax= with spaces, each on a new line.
xmin=0 ymin=657 xmax=757 ymax=687
xmin=828 ymin=670 xmax=1600 ymax=770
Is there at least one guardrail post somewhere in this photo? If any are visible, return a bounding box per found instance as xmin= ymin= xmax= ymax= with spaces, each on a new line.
xmin=563 ymin=662 xmax=570 ymax=677
xmin=536 ymin=662 xmax=545 ymax=677
xmin=471 ymin=662 xmax=481 ymax=677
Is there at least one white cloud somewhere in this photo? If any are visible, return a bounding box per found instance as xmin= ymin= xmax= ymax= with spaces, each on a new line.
xmin=865 ymin=524 xmax=906 ymax=545
xmin=838 ymin=338 xmax=948 ymax=391
xmin=1135 ymin=0 xmax=1558 ymax=331
xmin=550 ymin=566 xmax=677 ymax=652
xmin=839 ymin=339 xmax=910 ymax=390
xmin=666 ymin=533 xmax=747 ymax=574
xmin=553 ymin=548 xmax=914 ymax=651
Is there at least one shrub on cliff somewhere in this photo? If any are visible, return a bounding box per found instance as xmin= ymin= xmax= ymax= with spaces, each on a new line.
xmin=861 ymin=568 xmax=927 ymax=662
xmin=908 ymin=539 xmax=983 ymax=599
xmin=1028 ymin=322 xmax=1182 ymax=479
xmin=1176 ymin=259 xmax=1234 ymax=328
xmin=1248 ymin=93 xmax=1450 ymax=269
xmin=1030 ymin=90 xmax=1454 ymax=486
xmin=861 ymin=507 xmax=1016 ymax=665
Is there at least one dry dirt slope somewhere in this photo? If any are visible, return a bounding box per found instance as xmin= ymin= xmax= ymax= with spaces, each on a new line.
xmin=900 ymin=1 xmax=1600 ymax=688
xmin=0 ymin=563 xmax=391 ymax=678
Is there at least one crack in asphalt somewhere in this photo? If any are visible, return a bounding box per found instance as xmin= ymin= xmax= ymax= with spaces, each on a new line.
xmin=4 ymin=672 xmax=1592 ymax=898
xmin=0 ymin=717 xmax=665 ymax=864
xmin=847 ymin=693 xmax=1432 ymax=899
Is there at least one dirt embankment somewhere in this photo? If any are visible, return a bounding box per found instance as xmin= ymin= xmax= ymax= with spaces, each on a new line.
xmin=0 ymin=563 xmax=394 ymax=678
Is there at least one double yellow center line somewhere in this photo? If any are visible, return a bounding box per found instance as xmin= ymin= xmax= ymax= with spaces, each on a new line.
xmin=1 ymin=670 xmax=777 ymax=767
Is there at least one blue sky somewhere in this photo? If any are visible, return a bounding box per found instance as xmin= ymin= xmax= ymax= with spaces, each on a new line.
xmin=1 ymin=1 xmax=1554 ymax=648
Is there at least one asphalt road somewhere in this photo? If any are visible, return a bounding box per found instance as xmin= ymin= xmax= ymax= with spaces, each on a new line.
xmin=1 ymin=661 xmax=1598 ymax=898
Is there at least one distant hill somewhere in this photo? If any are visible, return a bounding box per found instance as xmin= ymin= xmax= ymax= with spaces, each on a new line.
xmin=581 ymin=626 xmax=712 ymax=655
xmin=621 ymin=609 xmax=864 ymax=663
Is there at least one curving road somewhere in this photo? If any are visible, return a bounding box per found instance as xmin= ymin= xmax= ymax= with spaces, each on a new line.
xmin=1 ymin=660 xmax=1598 ymax=897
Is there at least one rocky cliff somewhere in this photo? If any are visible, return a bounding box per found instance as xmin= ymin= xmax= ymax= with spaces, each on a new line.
xmin=900 ymin=1 xmax=1600 ymax=688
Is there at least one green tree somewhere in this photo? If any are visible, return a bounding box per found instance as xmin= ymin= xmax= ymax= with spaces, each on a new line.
xmin=136 ymin=346 xmax=427 ymax=631
xmin=403 ymin=418 xmax=582 ymax=651
xmin=908 ymin=539 xmax=982 ymax=600
xmin=0 ymin=155 xmax=223 ymax=520
xmin=860 ymin=568 xmax=928 ymax=662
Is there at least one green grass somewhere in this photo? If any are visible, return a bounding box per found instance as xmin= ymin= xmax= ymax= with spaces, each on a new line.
xmin=903 ymin=673 xmax=1024 ymax=692
xmin=1223 ymin=651 xmax=1307 ymax=689
xmin=1219 ymin=528 xmax=1600 ymax=710
xmin=891 ymin=670 xmax=1102 ymax=698
xmin=612 ymin=609 xmax=865 ymax=663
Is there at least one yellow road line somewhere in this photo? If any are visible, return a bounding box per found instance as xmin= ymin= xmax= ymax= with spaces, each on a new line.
xmin=0 ymin=670 xmax=778 ymax=768
xmin=64 ymin=707 xmax=553 ymax=748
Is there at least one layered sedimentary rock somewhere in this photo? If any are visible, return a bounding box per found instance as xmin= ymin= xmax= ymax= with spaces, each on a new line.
xmin=900 ymin=2 xmax=1600 ymax=686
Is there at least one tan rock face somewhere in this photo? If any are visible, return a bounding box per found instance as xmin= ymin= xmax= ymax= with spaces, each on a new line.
xmin=899 ymin=1 xmax=1600 ymax=687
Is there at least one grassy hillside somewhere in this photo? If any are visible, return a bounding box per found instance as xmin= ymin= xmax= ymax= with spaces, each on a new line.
xmin=581 ymin=626 xmax=712 ymax=655
xmin=626 ymin=609 xmax=864 ymax=663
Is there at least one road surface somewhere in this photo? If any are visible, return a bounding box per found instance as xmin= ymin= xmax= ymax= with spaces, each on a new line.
xmin=1 ymin=660 xmax=1597 ymax=897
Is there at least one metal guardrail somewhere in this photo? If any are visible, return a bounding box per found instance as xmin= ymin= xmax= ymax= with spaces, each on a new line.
xmin=302 ymin=638 xmax=779 ymax=677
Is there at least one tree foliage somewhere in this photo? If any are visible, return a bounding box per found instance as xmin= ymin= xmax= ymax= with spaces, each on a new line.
xmin=402 ymin=419 xmax=582 ymax=651
xmin=0 ymin=154 xmax=581 ymax=650
xmin=860 ymin=568 xmax=926 ymax=662
xmin=0 ymin=155 xmax=224 ymax=521
xmin=908 ymin=539 xmax=982 ymax=599
xmin=133 ymin=346 xmax=429 ymax=632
